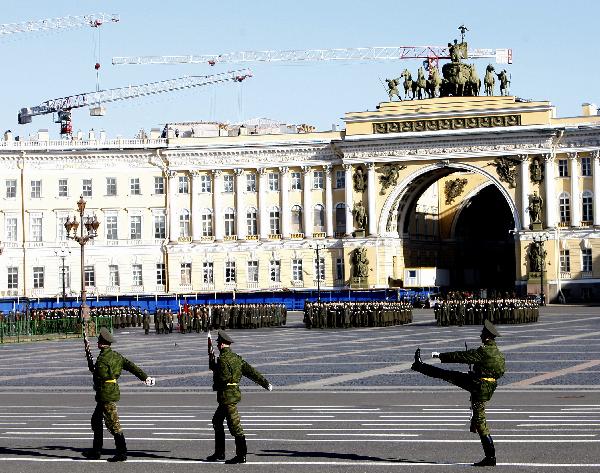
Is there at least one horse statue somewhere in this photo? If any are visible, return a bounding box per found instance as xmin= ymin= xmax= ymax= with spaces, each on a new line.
xmin=415 ymin=67 xmax=427 ymax=100
xmin=465 ymin=64 xmax=481 ymax=96
xmin=401 ymin=69 xmax=415 ymax=100
xmin=484 ymin=64 xmax=495 ymax=96
xmin=426 ymin=66 xmax=442 ymax=98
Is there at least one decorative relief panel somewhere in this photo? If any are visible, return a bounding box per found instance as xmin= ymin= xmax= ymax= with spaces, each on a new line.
xmin=373 ymin=114 xmax=521 ymax=134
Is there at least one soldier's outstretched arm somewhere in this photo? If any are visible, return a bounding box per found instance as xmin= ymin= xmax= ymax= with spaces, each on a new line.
xmin=438 ymin=347 xmax=485 ymax=365
xmin=241 ymin=360 xmax=271 ymax=390
xmin=122 ymin=356 xmax=149 ymax=382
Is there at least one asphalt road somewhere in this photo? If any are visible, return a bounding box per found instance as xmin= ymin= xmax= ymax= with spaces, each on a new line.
xmin=0 ymin=306 xmax=599 ymax=472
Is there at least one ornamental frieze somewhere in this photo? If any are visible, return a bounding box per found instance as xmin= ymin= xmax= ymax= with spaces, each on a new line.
xmin=372 ymin=114 xmax=521 ymax=134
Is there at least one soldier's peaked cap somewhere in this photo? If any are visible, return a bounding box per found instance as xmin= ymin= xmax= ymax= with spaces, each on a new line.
xmin=483 ymin=319 xmax=500 ymax=337
xmin=98 ymin=327 xmax=115 ymax=344
xmin=217 ymin=330 xmax=234 ymax=344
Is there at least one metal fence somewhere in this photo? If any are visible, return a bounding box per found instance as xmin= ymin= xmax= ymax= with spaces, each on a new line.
xmin=0 ymin=316 xmax=112 ymax=343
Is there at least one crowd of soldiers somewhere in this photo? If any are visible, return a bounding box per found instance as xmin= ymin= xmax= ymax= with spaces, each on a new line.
xmin=433 ymin=298 xmax=540 ymax=326
xmin=303 ymin=301 xmax=413 ymax=328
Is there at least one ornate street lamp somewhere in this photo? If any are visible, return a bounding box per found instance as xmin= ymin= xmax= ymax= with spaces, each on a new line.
xmin=54 ymin=245 xmax=71 ymax=307
xmin=532 ymin=233 xmax=549 ymax=306
xmin=64 ymin=196 xmax=100 ymax=322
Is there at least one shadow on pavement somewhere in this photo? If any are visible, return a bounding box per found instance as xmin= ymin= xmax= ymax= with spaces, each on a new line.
xmin=257 ymin=449 xmax=436 ymax=463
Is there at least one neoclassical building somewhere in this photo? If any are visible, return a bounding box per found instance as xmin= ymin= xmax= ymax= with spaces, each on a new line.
xmin=1 ymin=95 xmax=600 ymax=302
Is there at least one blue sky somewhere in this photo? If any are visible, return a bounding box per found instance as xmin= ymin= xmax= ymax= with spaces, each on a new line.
xmin=2 ymin=0 xmax=599 ymax=139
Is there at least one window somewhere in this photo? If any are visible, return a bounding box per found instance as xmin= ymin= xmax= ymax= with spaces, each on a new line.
xmin=582 ymin=191 xmax=593 ymax=222
xmin=82 ymin=179 xmax=93 ymax=197
xmin=5 ymin=217 xmax=17 ymax=242
xmin=268 ymin=172 xmax=279 ymax=191
xmin=33 ymin=267 xmax=44 ymax=289
xmin=335 ymin=203 xmax=346 ymax=233
xmin=154 ymin=214 xmax=166 ymax=239
xmin=558 ymin=159 xmax=568 ymax=177
xmin=560 ymin=249 xmax=570 ymax=272
xmin=559 ymin=193 xmax=571 ymax=223
xmin=130 ymin=215 xmax=142 ymax=240
xmin=109 ymin=265 xmax=120 ymax=286
xmin=292 ymin=259 xmax=303 ymax=281
xmin=224 ymin=208 xmax=235 ymax=236
xmin=58 ymin=179 xmax=68 ymax=197
xmin=57 ymin=216 xmax=69 ymax=241
xmin=106 ymin=177 xmax=117 ymax=196
xmin=180 ymin=263 xmax=192 ymax=285
xmin=335 ymin=170 xmax=345 ymax=189
xmin=178 ymin=176 xmax=189 ymax=194
xmin=132 ymin=264 xmax=143 ymax=286
xmin=154 ymin=176 xmax=165 ymax=194
xmin=582 ymin=248 xmax=593 ymax=272
xmin=291 ymin=172 xmax=302 ymax=190
xmin=130 ymin=178 xmax=141 ymax=195
xmin=203 ymin=262 xmax=214 ymax=284
xmin=313 ymin=170 xmax=324 ymax=189
xmin=31 ymin=180 xmax=41 ymax=198
xmin=314 ymin=256 xmax=325 ymax=281
xmin=336 ymin=257 xmax=345 ymax=281
xmin=5 ymin=179 xmax=16 ymax=198
xmin=246 ymin=173 xmax=256 ymax=192
xmin=84 ymin=265 xmax=95 ymax=287
xmin=31 ymin=215 xmax=42 ymax=242
xmin=106 ymin=215 xmax=118 ymax=240
xmin=223 ymin=174 xmax=234 ymax=193
xmin=156 ymin=263 xmax=166 ymax=285
xmin=201 ymin=209 xmax=213 ymax=237
xmin=200 ymin=174 xmax=212 ymax=193
xmin=582 ymin=157 xmax=592 ymax=177
xmin=179 ymin=210 xmax=190 ymax=237
xmin=269 ymin=207 xmax=280 ymax=234
xmin=291 ymin=205 xmax=303 ymax=233
xmin=269 ymin=260 xmax=281 ymax=282
xmin=246 ymin=208 xmax=258 ymax=236
xmin=7 ymin=267 xmax=18 ymax=290
xmin=247 ymin=261 xmax=259 ymax=283
xmin=313 ymin=204 xmax=325 ymax=232
xmin=225 ymin=261 xmax=236 ymax=283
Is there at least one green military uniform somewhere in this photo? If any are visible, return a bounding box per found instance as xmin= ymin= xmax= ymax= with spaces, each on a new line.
xmin=207 ymin=330 xmax=271 ymax=464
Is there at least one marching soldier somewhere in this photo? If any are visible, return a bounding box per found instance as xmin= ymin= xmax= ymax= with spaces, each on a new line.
xmin=411 ymin=320 xmax=505 ymax=467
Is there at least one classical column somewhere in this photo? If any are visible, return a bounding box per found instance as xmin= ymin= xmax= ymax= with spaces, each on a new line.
xmin=234 ymin=168 xmax=246 ymax=239
xmin=213 ymin=170 xmax=224 ymax=240
xmin=569 ymin=152 xmax=580 ymax=227
xmin=258 ymin=168 xmax=269 ymax=239
xmin=302 ymin=166 xmax=313 ymax=238
xmin=279 ymin=166 xmax=290 ymax=238
xmin=344 ymin=164 xmax=353 ymax=236
xmin=367 ymin=162 xmax=377 ymax=236
xmin=519 ymin=154 xmax=530 ymax=230
xmin=592 ymin=151 xmax=600 ymax=226
xmin=324 ymin=165 xmax=334 ymax=237
xmin=543 ymin=154 xmax=556 ymax=228
xmin=190 ymin=170 xmax=201 ymax=242
xmin=167 ymin=170 xmax=178 ymax=242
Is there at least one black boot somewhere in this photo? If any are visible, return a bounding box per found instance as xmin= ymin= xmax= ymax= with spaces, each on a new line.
xmin=473 ymin=434 xmax=496 ymax=467
xmin=411 ymin=348 xmax=423 ymax=370
xmin=82 ymin=429 xmax=103 ymax=459
xmin=225 ymin=435 xmax=247 ymax=464
xmin=107 ymin=432 xmax=127 ymax=462
xmin=206 ymin=430 xmax=225 ymax=461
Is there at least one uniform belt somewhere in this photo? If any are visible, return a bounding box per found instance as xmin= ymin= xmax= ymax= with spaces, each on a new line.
xmin=104 ymin=379 xmax=117 ymax=383
xmin=226 ymin=383 xmax=238 ymax=386
xmin=480 ymin=377 xmax=496 ymax=382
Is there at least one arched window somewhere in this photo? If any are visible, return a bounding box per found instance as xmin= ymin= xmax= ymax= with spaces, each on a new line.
xmin=559 ymin=192 xmax=570 ymax=223
xmin=313 ymin=204 xmax=325 ymax=232
xmin=269 ymin=206 xmax=281 ymax=234
xmin=201 ymin=208 xmax=213 ymax=237
xmin=179 ymin=209 xmax=190 ymax=237
xmin=246 ymin=208 xmax=258 ymax=236
xmin=224 ymin=208 xmax=235 ymax=236
xmin=335 ymin=203 xmax=346 ymax=234
xmin=291 ymin=205 xmax=303 ymax=233
xmin=582 ymin=190 xmax=593 ymax=223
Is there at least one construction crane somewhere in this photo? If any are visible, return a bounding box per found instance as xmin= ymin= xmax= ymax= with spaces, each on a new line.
xmin=0 ymin=13 xmax=119 ymax=37
xmin=18 ymin=69 xmax=252 ymax=136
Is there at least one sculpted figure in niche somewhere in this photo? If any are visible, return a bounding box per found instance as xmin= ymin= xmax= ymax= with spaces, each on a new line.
xmin=527 ymin=192 xmax=543 ymax=225
xmin=528 ymin=242 xmax=545 ymax=273
xmin=352 ymin=247 xmax=369 ymax=278
xmin=353 ymin=166 xmax=367 ymax=192
xmin=530 ymin=158 xmax=543 ymax=182
xmin=352 ymin=201 xmax=367 ymax=230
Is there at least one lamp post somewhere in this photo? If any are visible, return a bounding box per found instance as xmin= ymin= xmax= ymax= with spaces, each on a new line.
xmin=64 ymin=196 xmax=100 ymax=322
xmin=532 ymin=233 xmax=548 ymax=306
xmin=54 ymin=246 xmax=71 ymax=307
xmin=315 ymin=244 xmax=321 ymax=302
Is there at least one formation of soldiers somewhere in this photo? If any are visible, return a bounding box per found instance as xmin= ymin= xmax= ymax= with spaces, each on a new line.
xmin=303 ymin=301 xmax=413 ymax=328
xmin=433 ymin=298 xmax=540 ymax=326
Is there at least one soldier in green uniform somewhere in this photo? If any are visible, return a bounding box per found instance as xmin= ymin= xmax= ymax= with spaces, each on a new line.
xmin=207 ymin=330 xmax=272 ymax=464
xmin=83 ymin=328 xmax=155 ymax=462
xmin=411 ymin=320 xmax=505 ymax=467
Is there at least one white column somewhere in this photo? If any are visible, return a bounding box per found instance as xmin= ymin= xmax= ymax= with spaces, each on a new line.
xmin=167 ymin=171 xmax=178 ymax=242
xmin=302 ymin=166 xmax=313 ymax=238
xmin=279 ymin=166 xmax=290 ymax=238
xmin=212 ymin=170 xmax=224 ymax=240
xmin=367 ymin=162 xmax=377 ymax=236
xmin=324 ymin=165 xmax=334 ymax=237
xmin=344 ymin=164 xmax=353 ymax=236
xmin=519 ymin=154 xmax=530 ymax=230
xmin=543 ymin=154 xmax=556 ymax=228
xmin=569 ymin=152 xmax=580 ymax=227
xmin=234 ymin=168 xmax=246 ymax=239
xmin=190 ymin=171 xmax=201 ymax=242
xmin=258 ymin=168 xmax=269 ymax=239
xmin=592 ymin=151 xmax=600 ymax=226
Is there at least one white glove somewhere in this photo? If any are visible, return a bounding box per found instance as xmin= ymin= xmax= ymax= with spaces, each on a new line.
xmin=145 ymin=377 xmax=156 ymax=386
xmin=431 ymin=352 xmax=440 ymax=359
xmin=267 ymin=383 xmax=273 ymax=391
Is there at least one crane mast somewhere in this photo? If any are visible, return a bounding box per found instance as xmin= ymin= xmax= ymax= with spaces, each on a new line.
xmin=0 ymin=13 xmax=119 ymax=36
